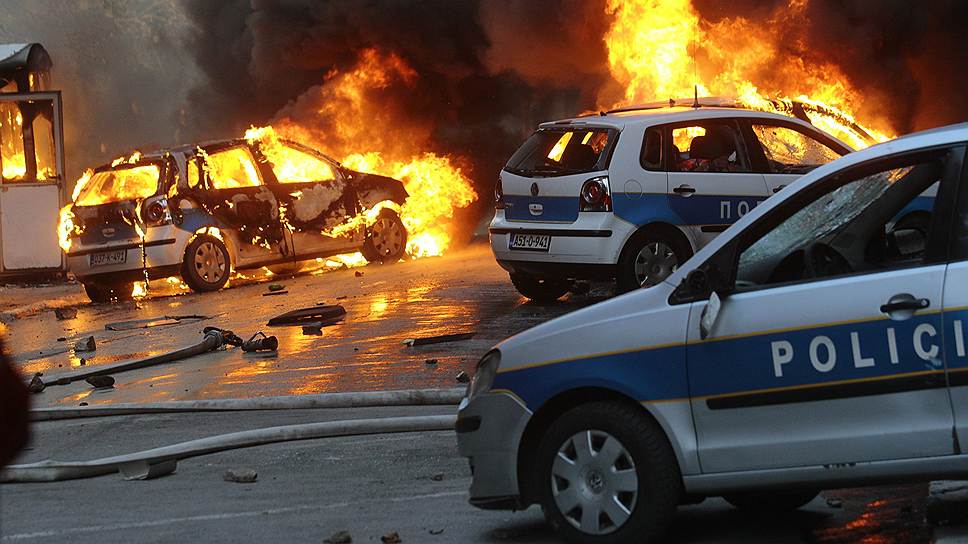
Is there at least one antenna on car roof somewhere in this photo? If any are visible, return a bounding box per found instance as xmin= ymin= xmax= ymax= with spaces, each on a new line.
xmin=692 ymin=85 xmax=700 ymax=109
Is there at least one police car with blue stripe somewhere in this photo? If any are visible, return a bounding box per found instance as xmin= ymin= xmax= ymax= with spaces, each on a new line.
xmin=461 ymin=122 xmax=968 ymax=543
xmin=491 ymin=100 xmax=858 ymax=300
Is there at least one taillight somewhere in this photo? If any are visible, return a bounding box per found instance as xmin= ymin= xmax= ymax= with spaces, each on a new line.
xmin=495 ymin=176 xmax=506 ymax=209
xmin=580 ymin=176 xmax=611 ymax=212
xmin=141 ymin=197 xmax=171 ymax=227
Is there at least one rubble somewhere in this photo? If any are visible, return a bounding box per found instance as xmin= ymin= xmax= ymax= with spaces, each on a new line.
xmin=380 ymin=532 xmax=401 ymax=543
xmin=403 ymin=332 xmax=474 ymax=347
xmin=27 ymin=374 xmax=45 ymax=394
xmin=268 ymin=305 xmax=346 ymax=326
xmin=74 ymin=336 xmax=96 ymax=352
xmin=324 ymin=531 xmax=352 ymax=544
xmin=223 ymin=469 xmax=258 ymax=483
xmin=54 ymin=307 xmax=77 ymax=320
xmin=303 ymin=323 xmax=323 ymax=335
xmin=355 ymin=271 xmax=364 ymax=277
xmin=241 ymin=332 xmax=278 ymax=352
xmin=85 ymin=375 xmax=115 ymax=389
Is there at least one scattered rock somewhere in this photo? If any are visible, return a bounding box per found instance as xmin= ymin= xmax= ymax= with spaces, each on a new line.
xmin=85 ymin=375 xmax=115 ymax=389
xmin=268 ymin=283 xmax=285 ymax=292
xmin=54 ymin=307 xmax=77 ymax=320
xmin=354 ymin=271 xmax=364 ymax=277
xmin=56 ymin=336 xmax=67 ymax=342
xmin=428 ymin=529 xmax=444 ymax=535
xmin=825 ymin=497 xmax=843 ymax=508
xmin=380 ymin=532 xmax=401 ymax=544
xmin=424 ymin=358 xmax=438 ymax=365
xmin=455 ymin=371 xmax=470 ymax=384
xmin=79 ymin=402 xmax=88 ymax=406
xmin=27 ymin=374 xmax=45 ymax=394
xmin=74 ymin=336 xmax=96 ymax=352
xmin=223 ymin=469 xmax=258 ymax=483
xmin=335 ymin=295 xmax=347 ymax=300
xmin=430 ymin=473 xmax=444 ymax=481
xmin=323 ymin=530 xmax=352 ymax=544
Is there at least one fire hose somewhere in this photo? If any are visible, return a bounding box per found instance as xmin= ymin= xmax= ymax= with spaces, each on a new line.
xmin=2 ymin=414 xmax=457 ymax=483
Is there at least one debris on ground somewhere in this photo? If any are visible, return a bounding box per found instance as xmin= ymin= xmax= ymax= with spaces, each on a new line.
xmin=324 ymin=530 xmax=352 ymax=544
xmin=455 ymin=371 xmax=470 ymax=384
xmin=927 ymin=481 xmax=968 ymax=525
xmin=85 ymin=375 xmax=115 ymax=389
xmin=223 ymin=469 xmax=258 ymax=483
xmin=826 ymin=497 xmax=843 ymax=508
xmin=54 ymin=307 xmax=77 ymax=320
xmin=303 ymin=323 xmax=323 ymax=335
xmin=241 ymin=332 xmax=278 ymax=352
xmin=74 ymin=336 xmax=96 ymax=352
xmin=56 ymin=337 xmax=66 ymax=342
xmin=354 ymin=271 xmax=364 ymax=277
xmin=571 ymin=281 xmax=591 ymax=296
xmin=28 ymin=374 xmax=45 ymax=394
xmin=79 ymin=358 xmax=86 ymax=366
xmin=262 ymin=290 xmax=289 ymax=296
xmin=268 ymin=284 xmax=285 ymax=292
xmin=268 ymin=305 xmax=346 ymax=327
xmin=335 ymin=295 xmax=347 ymax=300
xmin=403 ymin=332 xmax=475 ymax=347
xmin=105 ymin=315 xmax=210 ymax=331
xmin=430 ymin=473 xmax=444 ymax=481
xmin=380 ymin=532 xmax=401 ymax=543
xmin=424 ymin=359 xmax=438 ymax=365
xmin=428 ymin=529 xmax=444 ymax=535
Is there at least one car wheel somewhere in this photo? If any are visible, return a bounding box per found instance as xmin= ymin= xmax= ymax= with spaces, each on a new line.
xmin=83 ymin=281 xmax=133 ymax=303
xmin=724 ymin=489 xmax=819 ymax=512
xmin=509 ymin=273 xmax=571 ymax=303
xmin=617 ymin=229 xmax=692 ymax=293
xmin=536 ymin=402 xmax=682 ymax=544
xmin=362 ymin=210 xmax=407 ymax=263
xmin=181 ymin=234 xmax=230 ymax=293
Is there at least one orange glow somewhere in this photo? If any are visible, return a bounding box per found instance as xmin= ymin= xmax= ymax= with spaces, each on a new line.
xmin=603 ymin=0 xmax=894 ymax=148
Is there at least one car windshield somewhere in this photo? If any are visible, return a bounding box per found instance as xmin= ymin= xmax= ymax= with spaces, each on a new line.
xmin=73 ymin=164 xmax=161 ymax=206
xmin=505 ymin=128 xmax=614 ymax=177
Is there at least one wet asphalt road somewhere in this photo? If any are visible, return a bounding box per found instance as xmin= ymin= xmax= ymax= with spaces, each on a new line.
xmin=0 ymin=243 xmax=959 ymax=542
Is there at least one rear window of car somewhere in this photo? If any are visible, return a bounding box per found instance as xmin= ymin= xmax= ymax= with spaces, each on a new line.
xmin=74 ymin=164 xmax=161 ymax=206
xmin=505 ymin=127 xmax=616 ymax=177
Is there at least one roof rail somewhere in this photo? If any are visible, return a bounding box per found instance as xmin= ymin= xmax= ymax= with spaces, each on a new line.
xmin=603 ymin=96 xmax=741 ymax=115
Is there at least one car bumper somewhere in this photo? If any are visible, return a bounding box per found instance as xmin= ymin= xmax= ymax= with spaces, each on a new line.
xmin=67 ymin=225 xmax=186 ymax=282
xmin=457 ymin=391 xmax=532 ymax=510
xmin=489 ymin=210 xmax=632 ymax=268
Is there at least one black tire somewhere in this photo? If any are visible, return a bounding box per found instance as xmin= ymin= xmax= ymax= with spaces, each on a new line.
xmin=617 ymin=228 xmax=692 ymax=293
xmin=535 ymin=402 xmax=682 ymax=544
xmin=83 ymin=281 xmax=133 ymax=303
xmin=181 ymin=234 xmax=230 ymax=293
xmin=362 ymin=210 xmax=407 ymax=263
xmin=724 ymin=489 xmax=819 ymax=512
xmin=510 ymin=273 xmax=571 ymax=303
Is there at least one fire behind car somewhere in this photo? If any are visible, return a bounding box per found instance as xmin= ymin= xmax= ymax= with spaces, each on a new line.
xmin=59 ymin=138 xmax=409 ymax=302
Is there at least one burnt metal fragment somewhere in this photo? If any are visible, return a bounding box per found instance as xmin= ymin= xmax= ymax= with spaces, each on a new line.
xmin=241 ymin=332 xmax=278 ymax=352
xmin=267 ymin=305 xmax=345 ymax=326
xmin=403 ymin=332 xmax=475 ymax=347
xmin=74 ymin=336 xmax=96 ymax=352
xmin=85 ymin=375 xmax=115 ymax=389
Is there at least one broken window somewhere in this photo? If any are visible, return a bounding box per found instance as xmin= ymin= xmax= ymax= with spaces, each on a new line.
xmin=752 ymin=124 xmax=842 ymax=175
xmin=0 ymin=101 xmax=25 ymax=182
xmin=74 ymin=164 xmax=161 ymax=206
xmin=206 ymin=147 xmax=263 ymax=189
xmin=266 ymin=145 xmax=336 ymax=184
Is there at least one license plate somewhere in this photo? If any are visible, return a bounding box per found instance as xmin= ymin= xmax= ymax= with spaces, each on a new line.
xmin=90 ymin=249 xmax=127 ymax=267
xmin=509 ymin=233 xmax=551 ymax=252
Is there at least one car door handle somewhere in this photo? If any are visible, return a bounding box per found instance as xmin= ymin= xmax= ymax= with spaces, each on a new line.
xmin=880 ymin=293 xmax=930 ymax=317
xmin=772 ymin=185 xmax=786 ymax=193
xmin=673 ymin=185 xmax=696 ymax=196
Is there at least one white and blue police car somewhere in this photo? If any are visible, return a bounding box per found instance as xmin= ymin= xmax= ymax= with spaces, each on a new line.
xmin=460 ymin=122 xmax=968 ymax=543
xmin=490 ymin=99 xmax=858 ymax=301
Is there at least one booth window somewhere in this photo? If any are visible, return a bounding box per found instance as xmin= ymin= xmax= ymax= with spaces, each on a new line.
xmin=0 ymin=101 xmax=25 ymax=182
xmin=32 ymin=113 xmax=55 ymax=180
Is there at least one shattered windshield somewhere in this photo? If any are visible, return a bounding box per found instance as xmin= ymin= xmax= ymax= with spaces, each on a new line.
xmin=73 ymin=164 xmax=161 ymax=206
xmin=505 ymin=128 xmax=615 ymax=177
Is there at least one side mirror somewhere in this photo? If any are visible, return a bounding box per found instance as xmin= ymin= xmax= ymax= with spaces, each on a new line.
xmin=685 ymin=268 xmax=710 ymax=297
xmin=700 ymin=291 xmax=723 ymax=340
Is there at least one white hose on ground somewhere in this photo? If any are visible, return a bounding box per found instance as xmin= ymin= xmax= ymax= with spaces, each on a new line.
xmin=31 ymin=388 xmax=465 ymax=421
xmin=2 ymin=414 xmax=457 ymax=483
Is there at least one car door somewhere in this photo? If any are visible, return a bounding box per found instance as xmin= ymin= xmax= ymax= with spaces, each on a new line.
xmin=664 ymin=119 xmax=770 ymax=248
xmin=742 ymin=119 xmax=851 ymax=195
xmin=682 ymin=146 xmax=961 ymax=473
xmin=941 ymin=147 xmax=968 ymax=447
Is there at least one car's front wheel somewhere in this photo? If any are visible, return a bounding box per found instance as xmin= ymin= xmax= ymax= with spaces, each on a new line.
xmin=510 ymin=273 xmax=571 ymax=303
xmin=535 ymin=402 xmax=682 ymax=544
xmin=617 ymin=229 xmax=692 ymax=293
xmin=361 ymin=210 xmax=407 ymax=263
xmin=83 ymin=281 xmax=133 ymax=303
xmin=181 ymin=234 xmax=230 ymax=293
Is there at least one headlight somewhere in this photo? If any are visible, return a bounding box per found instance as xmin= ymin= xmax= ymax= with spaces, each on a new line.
xmin=467 ymin=350 xmax=501 ymax=402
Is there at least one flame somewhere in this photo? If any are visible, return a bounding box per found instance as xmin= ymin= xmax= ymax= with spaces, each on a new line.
xmin=603 ymin=0 xmax=894 ymax=148
xmin=131 ymin=281 xmax=148 ymax=299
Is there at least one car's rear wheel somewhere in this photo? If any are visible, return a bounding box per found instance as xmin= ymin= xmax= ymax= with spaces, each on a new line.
xmin=362 ymin=210 xmax=407 ymax=263
xmin=510 ymin=273 xmax=571 ymax=303
xmin=724 ymin=489 xmax=819 ymax=512
xmin=617 ymin=229 xmax=692 ymax=293
xmin=181 ymin=234 xmax=230 ymax=293
xmin=535 ymin=402 xmax=682 ymax=544
xmin=83 ymin=281 xmax=133 ymax=303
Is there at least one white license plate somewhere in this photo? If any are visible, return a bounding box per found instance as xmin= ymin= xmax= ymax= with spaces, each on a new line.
xmin=90 ymin=249 xmax=127 ymax=267
xmin=509 ymin=233 xmax=551 ymax=252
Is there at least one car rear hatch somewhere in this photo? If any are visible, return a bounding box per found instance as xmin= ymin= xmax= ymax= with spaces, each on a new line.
xmin=500 ymin=125 xmax=618 ymax=223
xmin=69 ymin=160 xmax=167 ymax=246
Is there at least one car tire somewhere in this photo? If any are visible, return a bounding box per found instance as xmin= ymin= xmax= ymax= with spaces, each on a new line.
xmin=83 ymin=281 xmax=133 ymax=303
xmin=535 ymin=401 xmax=682 ymax=544
xmin=723 ymin=490 xmax=819 ymax=512
xmin=617 ymin=229 xmax=692 ymax=293
xmin=362 ymin=210 xmax=407 ymax=263
xmin=509 ymin=273 xmax=571 ymax=303
xmin=181 ymin=234 xmax=230 ymax=293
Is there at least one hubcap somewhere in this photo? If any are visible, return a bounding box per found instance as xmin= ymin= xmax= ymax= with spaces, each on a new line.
xmin=194 ymin=241 xmax=226 ymax=283
xmin=370 ymin=217 xmax=405 ymax=257
xmin=551 ymin=430 xmax=638 ymax=535
xmin=633 ymin=241 xmax=678 ymax=287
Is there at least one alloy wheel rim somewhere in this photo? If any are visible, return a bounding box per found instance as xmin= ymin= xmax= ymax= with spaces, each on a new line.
xmin=633 ymin=241 xmax=677 ymax=287
xmin=194 ymin=241 xmax=226 ymax=283
xmin=370 ymin=217 xmax=404 ymax=257
xmin=551 ymin=430 xmax=638 ymax=535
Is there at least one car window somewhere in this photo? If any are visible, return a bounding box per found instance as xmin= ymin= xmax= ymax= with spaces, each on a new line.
xmin=205 ymin=147 xmax=263 ymax=189
xmin=640 ymin=127 xmax=662 ymax=170
xmin=74 ymin=164 xmax=161 ymax=206
xmin=505 ymin=128 xmax=615 ymax=177
xmin=670 ymin=123 xmax=749 ymax=173
xmin=735 ymin=155 xmax=944 ymax=290
xmin=266 ymin=145 xmax=337 ymax=184
xmin=186 ymin=158 xmax=201 ymax=189
xmin=751 ymin=124 xmax=843 ymax=174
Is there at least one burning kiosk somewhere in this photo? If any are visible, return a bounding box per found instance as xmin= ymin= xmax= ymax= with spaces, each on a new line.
xmin=0 ymin=43 xmax=65 ymax=277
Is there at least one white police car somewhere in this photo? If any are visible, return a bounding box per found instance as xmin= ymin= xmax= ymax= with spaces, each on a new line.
xmin=491 ymin=100 xmax=856 ymax=301
xmin=460 ymin=122 xmax=968 ymax=543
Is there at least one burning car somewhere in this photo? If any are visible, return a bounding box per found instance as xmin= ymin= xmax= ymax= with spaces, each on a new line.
xmin=59 ymin=137 xmax=409 ymax=302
